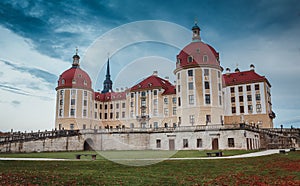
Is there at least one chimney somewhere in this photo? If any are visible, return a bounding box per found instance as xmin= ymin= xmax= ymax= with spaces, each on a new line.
xmin=153 ymin=71 xmax=158 ymax=76
xmin=250 ymin=64 xmax=255 ymax=71
xmin=235 ymin=68 xmax=240 ymax=73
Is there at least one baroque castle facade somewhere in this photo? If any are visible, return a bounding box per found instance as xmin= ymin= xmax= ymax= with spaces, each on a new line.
xmin=55 ymin=23 xmax=275 ymax=132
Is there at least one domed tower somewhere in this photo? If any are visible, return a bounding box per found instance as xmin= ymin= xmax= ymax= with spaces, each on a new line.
xmin=174 ymin=22 xmax=224 ymax=126
xmin=55 ymin=50 xmax=93 ymax=130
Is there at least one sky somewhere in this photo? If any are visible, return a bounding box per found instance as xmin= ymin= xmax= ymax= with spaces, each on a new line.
xmin=0 ymin=0 xmax=300 ymax=131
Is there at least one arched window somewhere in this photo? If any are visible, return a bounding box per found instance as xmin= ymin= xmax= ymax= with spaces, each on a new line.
xmin=203 ymin=55 xmax=208 ymax=62
xmin=72 ymin=79 xmax=76 ymax=84
xmin=177 ymin=58 xmax=181 ymax=64
xmin=61 ymin=79 xmax=65 ymax=85
xmin=188 ymin=56 xmax=193 ymax=63
xmin=83 ymin=79 xmax=87 ymax=85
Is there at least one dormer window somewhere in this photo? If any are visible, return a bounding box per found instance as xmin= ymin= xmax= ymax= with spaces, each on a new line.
xmin=177 ymin=58 xmax=181 ymax=64
xmin=61 ymin=79 xmax=65 ymax=85
xmin=72 ymin=79 xmax=76 ymax=84
xmin=203 ymin=55 xmax=208 ymax=62
xmin=188 ymin=56 xmax=193 ymax=63
xmin=84 ymin=79 xmax=87 ymax=86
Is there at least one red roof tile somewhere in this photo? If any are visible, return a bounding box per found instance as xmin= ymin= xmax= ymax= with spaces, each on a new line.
xmin=223 ymin=70 xmax=271 ymax=87
xmin=130 ymin=75 xmax=176 ymax=95
xmin=94 ymin=91 xmax=126 ymax=102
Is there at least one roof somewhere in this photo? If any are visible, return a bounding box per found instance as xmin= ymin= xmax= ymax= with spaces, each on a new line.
xmin=223 ymin=70 xmax=271 ymax=87
xmin=56 ymin=66 xmax=92 ymax=91
xmin=94 ymin=91 xmax=126 ymax=102
xmin=130 ymin=75 xmax=176 ymax=95
xmin=175 ymin=41 xmax=221 ymax=73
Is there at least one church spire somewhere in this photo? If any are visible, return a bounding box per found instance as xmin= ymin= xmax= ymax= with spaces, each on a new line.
xmin=101 ymin=58 xmax=113 ymax=93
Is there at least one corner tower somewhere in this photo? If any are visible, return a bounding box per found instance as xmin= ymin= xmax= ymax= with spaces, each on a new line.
xmin=174 ymin=22 xmax=224 ymax=126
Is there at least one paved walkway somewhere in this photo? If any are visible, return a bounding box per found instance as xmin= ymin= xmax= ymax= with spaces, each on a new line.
xmin=0 ymin=149 xmax=295 ymax=161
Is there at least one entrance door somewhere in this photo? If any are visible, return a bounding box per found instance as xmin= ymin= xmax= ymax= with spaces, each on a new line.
xmin=169 ymin=139 xmax=175 ymax=150
xmin=212 ymin=138 xmax=219 ymax=150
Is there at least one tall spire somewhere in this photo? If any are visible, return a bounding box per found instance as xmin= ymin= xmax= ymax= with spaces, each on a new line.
xmin=101 ymin=58 xmax=113 ymax=93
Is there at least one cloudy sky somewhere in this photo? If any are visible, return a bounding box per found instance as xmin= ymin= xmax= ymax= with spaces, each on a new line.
xmin=0 ymin=0 xmax=300 ymax=131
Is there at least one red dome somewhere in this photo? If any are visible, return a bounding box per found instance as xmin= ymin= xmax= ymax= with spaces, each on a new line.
xmin=175 ymin=41 xmax=221 ymax=72
xmin=56 ymin=66 xmax=92 ymax=91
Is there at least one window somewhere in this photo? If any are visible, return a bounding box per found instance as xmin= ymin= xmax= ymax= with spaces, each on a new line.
xmin=172 ymin=97 xmax=177 ymax=104
xmin=72 ymin=79 xmax=76 ymax=84
xmin=238 ymin=86 xmax=243 ymax=92
xmin=110 ymin=104 xmax=113 ymax=109
xmin=188 ymin=69 xmax=193 ymax=76
xmin=71 ymin=89 xmax=76 ymax=95
xmin=70 ymin=124 xmax=74 ymax=130
xmin=204 ymin=69 xmax=209 ymax=76
xmin=61 ymin=79 xmax=65 ymax=85
xmin=104 ymin=104 xmax=108 ymax=110
xmin=205 ymin=82 xmax=210 ymax=89
xmin=188 ymin=56 xmax=193 ymax=63
xmin=218 ymin=83 xmax=221 ymax=91
xmin=239 ymin=96 xmax=244 ymax=102
xmin=183 ymin=139 xmax=189 ymax=148
xmin=203 ymin=55 xmax=208 ymax=62
xmin=153 ymin=109 xmax=158 ymax=116
xmin=228 ymin=138 xmax=235 ymax=147
xmin=60 ymin=90 xmax=64 ymax=95
xmin=164 ymin=108 xmax=169 ymax=116
xmin=71 ymin=99 xmax=75 ymax=105
xmin=130 ymin=101 xmax=134 ymax=107
xmin=205 ymin=94 xmax=211 ymax=104
xmin=141 ymin=91 xmax=146 ymax=97
xmin=231 ymin=97 xmax=235 ymax=103
xmin=219 ymin=96 xmax=222 ymax=105
xmin=177 ymin=85 xmax=181 ymax=92
xmin=248 ymin=105 xmax=253 ymax=113
xmin=177 ymin=73 xmax=180 ymax=80
xmin=104 ymin=113 xmax=108 ymax=119
xmin=122 ymin=112 xmax=125 ymax=118
xmin=240 ymin=106 xmax=244 ymax=113
xmin=178 ymin=97 xmax=181 ymax=106
xmin=247 ymin=95 xmax=252 ymax=101
xmin=189 ymin=115 xmax=195 ymax=125
xmin=188 ymin=82 xmax=194 ymax=90
xmin=94 ymin=112 xmax=97 ymax=119
xmin=100 ymin=104 xmax=102 ymax=109
xmin=83 ymin=109 xmax=87 ymax=117
xmin=116 ymin=112 xmax=119 ymax=119
xmin=156 ymin=139 xmax=161 ymax=148
xmin=256 ymin=104 xmax=262 ymax=112
xmin=206 ymin=115 xmax=211 ymax=123
xmin=84 ymin=91 xmax=87 ymax=96
xmin=116 ymin=103 xmax=119 ymax=109
xmin=154 ymin=122 xmax=158 ymax=129
xmin=153 ymin=99 xmax=158 ymax=105
xmin=246 ymin=85 xmax=251 ymax=91
xmin=70 ymin=109 xmax=75 ymax=116
xmin=255 ymin=84 xmax=260 ymax=90
xmin=99 ymin=113 xmax=102 ymax=119
xmin=122 ymin=102 xmax=125 ymax=108
xmin=83 ymin=124 xmax=86 ymax=130
xmin=218 ymin=71 xmax=221 ymax=78
xmin=172 ymin=107 xmax=177 ymax=115
xmin=177 ymin=58 xmax=181 ymax=64
xmin=232 ymin=107 xmax=236 ymax=114
xmin=153 ymin=90 xmax=157 ymax=95
xmin=83 ymin=80 xmax=87 ymax=86
xmin=95 ymin=103 xmax=97 ymax=109
xmin=59 ymin=109 xmax=63 ymax=116
xmin=59 ymin=99 xmax=63 ymax=106
xmin=256 ymin=94 xmax=261 ymax=101
xmin=130 ymin=110 xmax=134 ymax=118
xmin=189 ymin=95 xmax=194 ymax=105
xmin=197 ymin=138 xmax=202 ymax=148
xmin=83 ymin=100 xmax=87 ymax=106
xmin=230 ymin=87 xmax=235 ymax=93
xmin=130 ymin=123 xmax=134 ymax=129
xmin=131 ymin=93 xmax=134 ymax=98
xmin=164 ymin=97 xmax=168 ymax=104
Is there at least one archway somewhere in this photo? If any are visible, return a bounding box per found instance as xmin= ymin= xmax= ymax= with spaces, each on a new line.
xmin=83 ymin=138 xmax=94 ymax=151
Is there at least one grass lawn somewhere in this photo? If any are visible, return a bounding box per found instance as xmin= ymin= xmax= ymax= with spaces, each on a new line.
xmin=0 ymin=150 xmax=299 ymax=185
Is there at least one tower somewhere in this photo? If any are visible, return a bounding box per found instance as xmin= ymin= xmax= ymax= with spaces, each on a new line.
xmin=174 ymin=23 xmax=224 ymax=126
xmin=101 ymin=58 xmax=113 ymax=93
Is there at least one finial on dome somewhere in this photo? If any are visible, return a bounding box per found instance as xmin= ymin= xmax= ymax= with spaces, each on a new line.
xmin=72 ymin=48 xmax=80 ymax=67
xmin=192 ymin=19 xmax=201 ymax=41
xmin=250 ymin=64 xmax=255 ymax=71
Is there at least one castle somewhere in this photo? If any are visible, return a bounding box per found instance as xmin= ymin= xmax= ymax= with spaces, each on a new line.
xmin=55 ymin=23 xmax=275 ymax=131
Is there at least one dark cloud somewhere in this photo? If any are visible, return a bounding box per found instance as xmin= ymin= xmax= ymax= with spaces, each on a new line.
xmin=0 ymin=59 xmax=57 ymax=84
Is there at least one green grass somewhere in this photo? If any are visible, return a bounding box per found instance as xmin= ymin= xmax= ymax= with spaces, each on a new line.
xmin=0 ymin=150 xmax=299 ymax=185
